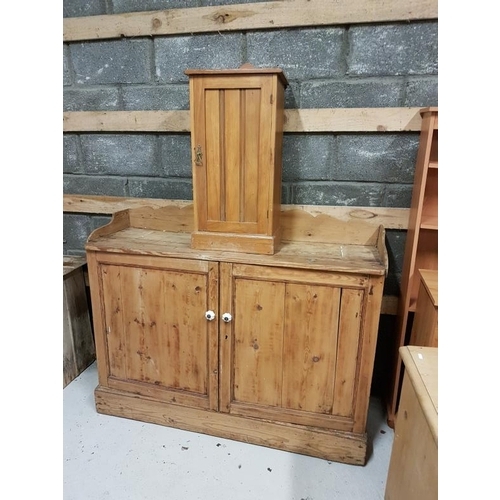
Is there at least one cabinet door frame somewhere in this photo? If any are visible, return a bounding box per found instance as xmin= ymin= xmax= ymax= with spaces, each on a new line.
xmin=218 ymin=262 xmax=382 ymax=433
xmin=87 ymin=251 xmax=220 ymax=411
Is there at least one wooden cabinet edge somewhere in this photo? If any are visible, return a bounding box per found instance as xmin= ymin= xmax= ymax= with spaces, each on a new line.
xmin=95 ymin=386 xmax=368 ymax=465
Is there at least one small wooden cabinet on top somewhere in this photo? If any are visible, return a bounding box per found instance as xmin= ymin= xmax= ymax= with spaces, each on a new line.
xmin=85 ymin=66 xmax=388 ymax=465
xmin=185 ymin=64 xmax=287 ymax=255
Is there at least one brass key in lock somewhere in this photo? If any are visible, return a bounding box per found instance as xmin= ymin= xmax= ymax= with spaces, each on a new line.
xmin=195 ymin=145 xmax=203 ymax=166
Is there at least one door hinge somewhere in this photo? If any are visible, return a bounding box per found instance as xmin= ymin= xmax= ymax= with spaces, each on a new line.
xmin=270 ymin=94 xmax=274 ymax=105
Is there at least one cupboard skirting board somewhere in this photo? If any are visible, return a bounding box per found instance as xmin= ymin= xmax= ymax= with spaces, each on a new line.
xmin=95 ymin=386 xmax=367 ymax=465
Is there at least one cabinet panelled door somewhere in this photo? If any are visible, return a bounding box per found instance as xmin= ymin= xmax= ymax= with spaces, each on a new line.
xmin=93 ymin=253 xmax=219 ymax=411
xmin=219 ymin=263 xmax=368 ymax=433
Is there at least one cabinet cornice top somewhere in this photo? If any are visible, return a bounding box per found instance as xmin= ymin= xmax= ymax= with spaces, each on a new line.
xmin=185 ymin=64 xmax=289 ymax=87
xmin=419 ymin=107 xmax=438 ymax=115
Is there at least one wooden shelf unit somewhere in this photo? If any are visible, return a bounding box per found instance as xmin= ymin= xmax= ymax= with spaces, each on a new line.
xmin=409 ymin=269 xmax=438 ymax=348
xmin=386 ymin=107 xmax=438 ymax=427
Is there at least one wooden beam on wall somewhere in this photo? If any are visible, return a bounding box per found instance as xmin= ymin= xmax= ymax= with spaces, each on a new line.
xmin=63 ymin=0 xmax=438 ymax=42
xmin=63 ymin=195 xmax=409 ymax=230
xmin=284 ymin=108 xmax=422 ymax=133
xmin=63 ymin=111 xmax=191 ymax=133
xmin=63 ymin=108 xmax=423 ymax=133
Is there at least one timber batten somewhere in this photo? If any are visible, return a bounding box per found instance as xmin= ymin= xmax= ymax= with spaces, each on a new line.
xmin=64 ymin=0 xmax=438 ymax=42
xmin=62 ymin=108 xmax=423 ymax=133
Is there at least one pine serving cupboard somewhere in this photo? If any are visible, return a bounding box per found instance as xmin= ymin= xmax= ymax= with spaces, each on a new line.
xmin=85 ymin=204 xmax=387 ymax=465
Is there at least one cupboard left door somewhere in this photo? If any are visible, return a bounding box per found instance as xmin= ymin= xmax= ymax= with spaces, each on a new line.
xmin=87 ymin=252 xmax=219 ymax=411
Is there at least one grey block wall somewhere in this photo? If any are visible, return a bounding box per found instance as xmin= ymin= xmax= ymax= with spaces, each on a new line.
xmin=63 ymin=0 xmax=438 ymax=299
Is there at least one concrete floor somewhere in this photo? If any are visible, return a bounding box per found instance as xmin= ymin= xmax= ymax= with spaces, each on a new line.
xmin=63 ymin=363 xmax=394 ymax=500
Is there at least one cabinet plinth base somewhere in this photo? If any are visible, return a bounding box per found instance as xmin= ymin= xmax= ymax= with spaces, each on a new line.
xmin=95 ymin=386 xmax=367 ymax=465
xmin=191 ymin=230 xmax=280 ymax=255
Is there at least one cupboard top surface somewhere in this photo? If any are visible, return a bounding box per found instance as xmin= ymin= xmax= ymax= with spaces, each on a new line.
xmin=420 ymin=107 xmax=438 ymax=115
xmin=85 ymin=204 xmax=387 ymax=276
xmin=185 ymin=67 xmax=288 ymax=87
xmin=87 ymin=227 xmax=385 ymax=276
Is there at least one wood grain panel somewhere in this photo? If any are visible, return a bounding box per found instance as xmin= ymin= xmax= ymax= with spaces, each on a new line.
xmin=205 ymin=89 xmax=222 ymax=222
xmin=218 ymin=262 xmax=233 ymax=412
xmin=138 ymin=268 xmax=164 ymax=385
xmin=243 ymin=88 xmax=261 ymax=223
xmin=207 ymin=262 xmax=220 ymax=411
xmin=257 ymin=77 xmax=274 ymax=234
xmin=332 ymin=288 xmax=364 ymax=417
xmin=282 ymin=283 xmax=340 ymax=414
xmin=233 ymin=278 xmax=285 ymax=407
xmin=232 ymin=263 xmax=368 ymax=288
xmin=96 ymin=252 xmax=208 ymax=273
xmin=119 ymin=265 xmax=144 ymax=382
xmin=162 ymin=270 xmax=208 ymax=394
xmin=100 ymin=263 xmax=210 ymax=395
xmin=352 ymin=275 xmax=384 ymax=432
xmin=272 ymin=78 xmax=285 ymax=230
xmin=229 ymin=401 xmax=353 ymax=432
xmin=86 ymin=252 xmax=110 ymax=386
xmin=223 ymin=89 xmax=241 ymax=222
xmin=189 ymin=78 xmax=208 ymax=231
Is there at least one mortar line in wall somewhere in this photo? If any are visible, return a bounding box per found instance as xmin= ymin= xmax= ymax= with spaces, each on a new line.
xmin=299 ymin=75 xmax=408 ymax=84
xmin=104 ymin=0 xmax=114 ymax=15
xmin=75 ymin=134 xmax=84 ymax=177
xmin=64 ymin=43 xmax=78 ymax=88
xmin=242 ymin=31 xmax=248 ymax=64
xmin=282 ymin=183 xmax=291 ymax=205
xmin=341 ymin=25 xmax=351 ymax=78
xmin=149 ymin=37 xmax=157 ymax=85
xmin=381 ymin=183 xmax=389 ymax=208
xmin=156 ymin=133 xmax=164 ymax=183
xmin=332 ymin=131 xmax=339 ymax=178
xmin=288 ymin=183 xmax=295 ymax=205
xmin=116 ymin=84 xmax=125 ymax=110
xmin=400 ymin=75 xmax=409 ymax=107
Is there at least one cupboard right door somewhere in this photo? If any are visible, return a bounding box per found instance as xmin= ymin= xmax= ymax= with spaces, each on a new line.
xmin=219 ymin=263 xmax=374 ymax=433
